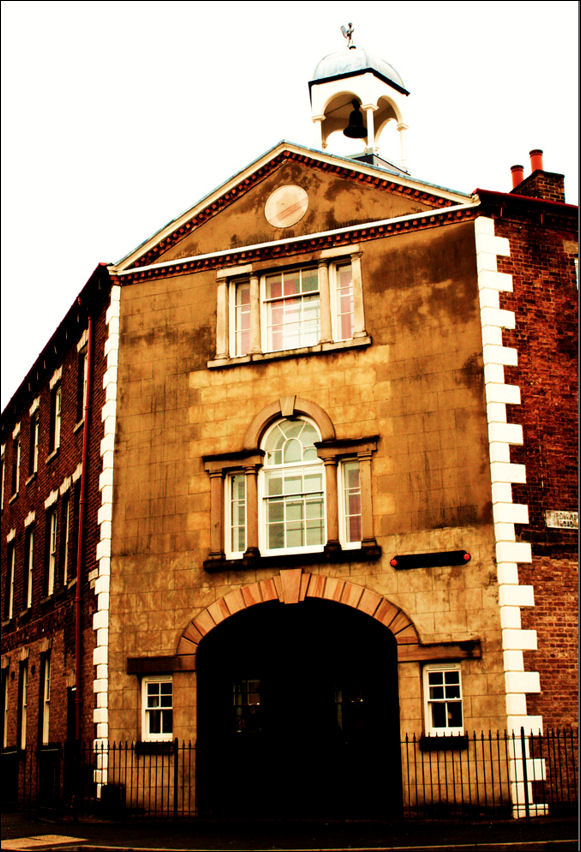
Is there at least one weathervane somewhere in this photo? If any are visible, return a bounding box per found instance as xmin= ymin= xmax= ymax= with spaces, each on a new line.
xmin=340 ymin=22 xmax=356 ymax=49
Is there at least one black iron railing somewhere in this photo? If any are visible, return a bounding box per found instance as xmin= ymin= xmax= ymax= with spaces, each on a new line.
xmin=1 ymin=728 xmax=577 ymax=820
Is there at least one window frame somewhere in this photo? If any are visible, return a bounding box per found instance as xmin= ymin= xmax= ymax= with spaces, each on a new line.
xmin=229 ymin=278 xmax=252 ymax=358
xmin=47 ymin=508 xmax=58 ymax=596
xmin=1 ymin=668 xmax=8 ymax=748
xmin=61 ymin=492 xmax=71 ymax=586
xmin=225 ymin=472 xmax=247 ymax=560
xmin=11 ymin=436 xmax=21 ymax=496
xmin=6 ymin=543 xmax=15 ymax=621
xmin=49 ymin=384 xmax=62 ymax=454
xmin=40 ymin=654 xmax=51 ymax=745
xmin=18 ymin=661 xmax=28 ymax=751
xmin=24 ymin=526 xmax=34 ymax=609
xmin=141 ymin=676 xmax=173 ymax=743
xmin=28 ymin=412 xmax=40 ymax=477
xmin=258 ymin=417 xmax=326 ymax=557
xmin=77 ymin=347 xmax=88 ymax=423
xmin=330 ymin=261 xmax=356 ymax=342
xmin=338 ymin=458 xmax=362 ymax=549
xmin=423 ymin=663 xmax=464 ymax=737
xmin=260 ymin=265 xmax=321 ymax=354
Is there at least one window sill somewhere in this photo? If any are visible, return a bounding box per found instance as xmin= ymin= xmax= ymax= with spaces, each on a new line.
xmin=73 ymin=419 xmax=84 ymax=434
xmin=1 ymin=618 xmax=14 ymax=630
xmin=420 ymin=734 xmax=468 ymax=752
xmin=40 ymin=595 xmax=55 ymax=608
xmin=9 ymin=492 xmax=18 ymax=504
xmin=17 ymin=608 xmax=32 ymax=623
xmin=204 ymin=541 xmax=381 ymax=573
xmin=46 ymin=448 xmax=59 ymax=464
xmin=25 ymin=473 xmax=37 ymax=486
xmin=207 ymin=335 xmax=372 ymax=369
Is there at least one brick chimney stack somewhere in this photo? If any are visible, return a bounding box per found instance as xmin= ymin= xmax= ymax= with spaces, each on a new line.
xmin=509 ymin=148 xmax=565 ymax=203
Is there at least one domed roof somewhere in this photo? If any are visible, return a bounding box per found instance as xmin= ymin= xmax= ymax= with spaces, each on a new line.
xmin=312 ymin=47 xmax=407 ymax=93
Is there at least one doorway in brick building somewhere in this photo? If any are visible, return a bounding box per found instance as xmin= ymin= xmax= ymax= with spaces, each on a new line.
xmin=196 ymin=598 xmax=401 ymax=817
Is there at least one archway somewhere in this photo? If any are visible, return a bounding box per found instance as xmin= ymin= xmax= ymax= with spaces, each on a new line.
xmin=196 ymin=598 xmax=402 ymax=818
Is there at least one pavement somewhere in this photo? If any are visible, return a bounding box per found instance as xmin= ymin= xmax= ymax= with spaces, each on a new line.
xmin=0 ymin=810 xmax=579 ymax=852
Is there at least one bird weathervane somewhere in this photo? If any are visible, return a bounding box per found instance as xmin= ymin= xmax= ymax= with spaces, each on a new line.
xmin=340 ymin=22 xmax=356 ymax=49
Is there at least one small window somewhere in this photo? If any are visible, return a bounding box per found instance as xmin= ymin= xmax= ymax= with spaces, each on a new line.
xmin=5 ymin=544 xmax=15 ymax=620
xmin=1 ymin=669 xmax=8 ymax=748
xmin=142 ymin=677 xmax=173 ymax=742
xmin=28 ymin=413 xmax=40 ymax=477
xmin=77 ymin=348 xmax=88 ymax=422
xmin=0 ymin=452 xmax=5 ymax=511
xmin=226 ymin=473 xmax=246 ymax=558
xmin=24 ymin=528 xmax=34 ymax=609
xmin=231 ymin=280 xmax=251 ymax=357
xmin=40 ymin=654 xmax=51 ymax=745
xmin=61 ymin=493 xmax=71 ymax=586
xmin=49 ymin=384 xmax=62 ymax=453
xmin=340 ymin=460 xmax=361 ymax=548
xmin=11 ymin=437 xmax=21 ymax=496
xmin=47 ymin=508 xmax=58 ymax=596
xmin=424 ymin=664 xmax=464 ymax=736
xmin=332 ymin=263 xmax=355 ymax=341
xmin=18 ymin=662 xmax=28 ymax=750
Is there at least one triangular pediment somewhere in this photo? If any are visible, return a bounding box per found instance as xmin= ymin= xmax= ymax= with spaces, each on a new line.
xmin=112 ymin=141 xmax=475 ymax=273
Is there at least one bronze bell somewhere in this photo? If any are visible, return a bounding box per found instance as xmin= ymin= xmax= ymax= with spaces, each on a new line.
xmin=343 ymin=100 xmax=367 ymax=139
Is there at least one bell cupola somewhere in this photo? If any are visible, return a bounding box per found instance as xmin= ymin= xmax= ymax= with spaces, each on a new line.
xmin=309 ymin=24 xmax=410 ymax=169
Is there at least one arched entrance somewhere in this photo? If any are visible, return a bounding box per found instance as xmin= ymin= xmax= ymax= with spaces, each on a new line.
xmin=196 ymin=598 xmax=402 ymax=817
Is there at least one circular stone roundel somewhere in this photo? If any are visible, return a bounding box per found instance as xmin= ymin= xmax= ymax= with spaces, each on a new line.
xmin=264 ymin=184 xmax=309 ymax=228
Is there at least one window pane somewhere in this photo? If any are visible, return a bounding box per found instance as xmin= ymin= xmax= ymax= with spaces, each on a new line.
xmin=285 ymin=476 xmax=302 ymax=495
xmin=268 ymin=523 xmax=284 ymax=549
xmin=431 ymin=702 xmax=447 ymax=728
xmin=268 ymin=500 xmax=284 ymax=522
xmin=159 ymin=710 xmax=171 ymax=733
xmin=429 ymin=685 xmax=444 ymax=700
xmin=447 ymin=702 xmax=462 ymax=728
xmin=266 ymin=275 xmax=282 ymax=299
xmin=268 ymin=476 xmax=283 ymax=496
xmin=286 ymin=501 xmax=302 ymax=522
xmin=286 ymin=525 xmax=303 ymax=548
xmin=348 ymin=516 xmax=361 ymax=541
xmin=306 ymin=519 xmax=324 ymax=545
xmin=149 ymin=710 xmax=161 ymax=733
xmin=283 ymin=439 xmax=301 ymax=463
xmin=283 ymin=272 xmax=300 ymax=296
xmin=302 ymin=268 xmax=318 ymax=292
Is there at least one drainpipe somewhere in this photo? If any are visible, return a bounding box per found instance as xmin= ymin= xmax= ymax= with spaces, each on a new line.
xmin=74 ymin=310 xmax=93 ymax=743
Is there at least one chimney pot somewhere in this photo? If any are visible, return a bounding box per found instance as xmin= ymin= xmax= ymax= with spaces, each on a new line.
xmin=511 ymin=164 xmax=524 ymax=189
xmin=529 ymin=149 xmax=543 ymax=172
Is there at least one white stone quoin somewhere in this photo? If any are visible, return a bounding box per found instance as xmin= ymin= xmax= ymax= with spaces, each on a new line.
xmin=92 ymin=283 xmax=121 ymax=791
xmin=475 ymin=216 xmax=547 ymax=817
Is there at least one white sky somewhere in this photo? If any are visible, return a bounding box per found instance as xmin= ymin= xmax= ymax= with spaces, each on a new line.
xmin=1 ymin=0 xmax=578 ymax=410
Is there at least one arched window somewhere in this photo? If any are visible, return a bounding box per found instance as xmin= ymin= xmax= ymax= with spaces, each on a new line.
xmin=259 ymin=418 xmax=325 ymax=554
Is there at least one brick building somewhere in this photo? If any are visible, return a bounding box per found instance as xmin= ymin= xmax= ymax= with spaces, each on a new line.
xmin=1 ymin=43 xmax=577 ymax=818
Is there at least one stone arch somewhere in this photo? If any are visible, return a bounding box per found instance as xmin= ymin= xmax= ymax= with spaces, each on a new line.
xmin=243 ymin=396 xmax=336 ymax=451
xmin=176 ymin=570 xmax=419 ymax=660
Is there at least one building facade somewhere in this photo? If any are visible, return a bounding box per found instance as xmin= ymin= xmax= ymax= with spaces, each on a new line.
xmin=1 ymin=46 xmax=577 ymax=818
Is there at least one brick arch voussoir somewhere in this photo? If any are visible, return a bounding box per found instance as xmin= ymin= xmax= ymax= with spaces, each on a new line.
xmin=175 ymin=572 xmax=419 ymax=659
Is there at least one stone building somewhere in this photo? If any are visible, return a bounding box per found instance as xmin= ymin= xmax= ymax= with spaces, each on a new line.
xmin=1 ymin=41 xmax=577 ymax=818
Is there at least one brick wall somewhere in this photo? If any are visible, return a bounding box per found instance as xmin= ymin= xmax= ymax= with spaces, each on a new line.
xmin=1 ymin=270 xmax=110 ymax=750
xmin=494 ymin=207 xmax=578 ymax=728
xmin=512 ymin=171 xmax=566 ymax=204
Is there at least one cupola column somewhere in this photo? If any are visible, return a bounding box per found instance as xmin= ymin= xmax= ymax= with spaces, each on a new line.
xmin=362 ymin=104 xmax=376 ymax=152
